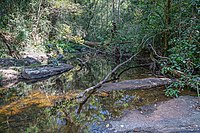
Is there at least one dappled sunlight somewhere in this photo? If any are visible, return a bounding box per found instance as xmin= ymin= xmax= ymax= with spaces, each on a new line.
xmin=0 ymin=91 xmax=77 ymax=116
xmin=0 ymin=0 xmax=199 ymax=132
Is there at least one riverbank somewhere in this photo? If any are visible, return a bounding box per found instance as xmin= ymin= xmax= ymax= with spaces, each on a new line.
xmin=91 ymin=96 xmax=200 ymax=133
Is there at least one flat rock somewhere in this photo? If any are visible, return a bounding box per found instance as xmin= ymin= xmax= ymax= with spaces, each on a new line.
xmin=91 ymin=96 xmax=200 ymax=133
xmin=0 ymin=63 xmax=73 ymax=87
xmin=21 ymin=63 xmax=73 ymax=80
xmin=99 ymin=78 xmax=173 ymax=92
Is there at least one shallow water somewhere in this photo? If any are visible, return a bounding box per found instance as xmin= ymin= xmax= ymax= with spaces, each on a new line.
xmin=0 ymin=54 xmax=197 ymax=132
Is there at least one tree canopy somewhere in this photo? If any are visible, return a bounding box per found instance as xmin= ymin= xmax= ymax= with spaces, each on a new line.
xmin=0 ymin=0 xmax=199 ymax=97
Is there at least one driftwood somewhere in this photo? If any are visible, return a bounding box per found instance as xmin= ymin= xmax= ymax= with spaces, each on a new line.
xmin=77 ymin=51 xmax=141 ymax=99
xmin=0 ymin=63 xmax=73 ymax=87
xmin=99 ymin=78 xmax=174 ymax=92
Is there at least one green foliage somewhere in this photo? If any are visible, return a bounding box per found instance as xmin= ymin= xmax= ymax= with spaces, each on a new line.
xmin=0 ymin=0 xmax=200 ymax=131
xmin=165 ymin=86 xmax=180 ymax=98
xmin=162 ymin=8 xmax=199 ymax=96
xmin=167 ymin=17 xmax=199 ymax=73
xmin=25 ymin=125 xmax=39 ymax=133
xmin=49 ymin=0 xmax=83 ymax=15
xmin=0 ymin=0 xmax=52 ymax=56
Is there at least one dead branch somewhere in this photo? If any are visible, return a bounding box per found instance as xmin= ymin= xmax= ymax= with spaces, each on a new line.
xmin=77 ymin=51 xmax=141 ymax=98
xmin=148 ymin=43 xmax=169 ymax=60
xmin=76 ymin=49 xmax=141 ymax=113
xmin=113 ymin=63 xmax=152 ymax=80
xmin=84 ymin=41 xmax=101 ymax=47
xmin=77 ymin=36 xmax=147 ymax=99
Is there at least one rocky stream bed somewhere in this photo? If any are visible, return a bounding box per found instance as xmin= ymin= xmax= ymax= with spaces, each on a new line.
xmin=91 ymin=96 xmax=200 ymax=133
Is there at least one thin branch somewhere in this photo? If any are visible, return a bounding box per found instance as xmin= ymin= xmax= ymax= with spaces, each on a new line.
xmin=148 ymin=43 xmax=169 ymax=60
xmin=77 ymin=51 xmax=140 ymax=98
xmin=81 ymin=43 xmax=112 ymax=55
xmin=35 ymin=0 xmax=43 ymax=29
xmin=71 ymin=36 xmax=166 ymax=102
xmin=76 ymin=50 xmax=141 ymax=112
xmin=115 ymin=63 xmax=151 ymax=79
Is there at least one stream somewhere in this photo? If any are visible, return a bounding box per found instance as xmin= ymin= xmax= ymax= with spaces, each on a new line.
xmin=0 ymin=54 xmax=198 ymax=133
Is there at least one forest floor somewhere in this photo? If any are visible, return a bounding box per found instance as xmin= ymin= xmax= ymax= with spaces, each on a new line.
xmin=91 ymin=96 xmax=200 ymax=133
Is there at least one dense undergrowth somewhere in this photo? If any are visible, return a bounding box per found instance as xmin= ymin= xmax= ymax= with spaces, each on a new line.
xmin=0 ymin=0 xmax=199 ymax=132
xmin=1 ymin=0 xmax=199 ymax=96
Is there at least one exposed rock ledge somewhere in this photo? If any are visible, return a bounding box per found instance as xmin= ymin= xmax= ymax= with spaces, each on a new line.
xmin=0 ymin=57 xmax=41 ymax=67
xmin=91 ymin=96 xmax=200 ymax=133
xmin=0 ymin=63 xmax=74 ymax=87
xmin=99 ymin=78 xmax=174 ymax=92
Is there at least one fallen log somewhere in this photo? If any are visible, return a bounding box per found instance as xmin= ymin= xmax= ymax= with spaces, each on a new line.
xmin=99 ymin=78 xmax=174 ymax=92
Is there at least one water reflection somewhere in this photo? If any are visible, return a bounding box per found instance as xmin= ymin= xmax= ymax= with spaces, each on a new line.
xmin=0 ymin=54 xmax=175 ymax=132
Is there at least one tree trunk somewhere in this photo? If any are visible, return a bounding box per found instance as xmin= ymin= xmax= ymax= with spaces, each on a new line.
xmin=163 ymin=0 xmax=171 ymax=54
xmin=117 ymin=0 xmax=120 ymax=22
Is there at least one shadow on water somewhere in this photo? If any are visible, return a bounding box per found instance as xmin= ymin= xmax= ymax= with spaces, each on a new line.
xmin=0 ymin=54 xmax=197 ymax=132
